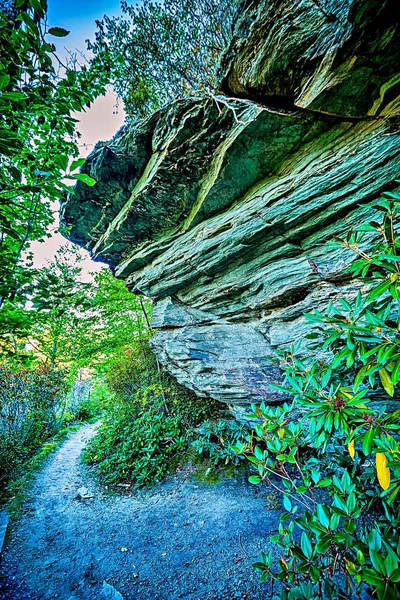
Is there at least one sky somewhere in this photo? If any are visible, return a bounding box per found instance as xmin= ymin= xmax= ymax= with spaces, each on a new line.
xmin=47 ymin=0 xmax=122 ymax=65
xmin=30 ymin=0 xmax=126 ymax=278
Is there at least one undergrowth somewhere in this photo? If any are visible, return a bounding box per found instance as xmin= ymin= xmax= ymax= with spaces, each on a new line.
xmin=83 ymin=338 xmax=249 ymax=489
xmin=241 ymin=189 xmax=400 ymax=600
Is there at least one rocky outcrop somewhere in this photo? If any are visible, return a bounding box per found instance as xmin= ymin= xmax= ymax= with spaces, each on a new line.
xmin=220 ymin=0 xmax=400 ymax=118
xmin=61 ymin=0 xmax=400 ymax=416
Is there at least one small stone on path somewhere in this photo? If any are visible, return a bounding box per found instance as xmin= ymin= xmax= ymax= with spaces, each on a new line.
xmin=75 ymin=487 xmax=93 ymax=500
xmin=100 ymin=581 xmax=124 ymax=600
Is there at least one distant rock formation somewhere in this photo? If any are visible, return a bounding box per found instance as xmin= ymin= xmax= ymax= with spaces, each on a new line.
xmin=61 ymin=0 xmax=400 ymax=417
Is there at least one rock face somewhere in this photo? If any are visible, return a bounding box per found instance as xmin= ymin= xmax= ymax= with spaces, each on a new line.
xmin=220 ymin=0 xmax=400 ymax=118
xmin=61 ymin=0 xmax=400 ymax=416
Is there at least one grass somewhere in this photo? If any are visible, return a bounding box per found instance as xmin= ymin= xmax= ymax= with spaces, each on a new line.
xmin=1 ymin=424 xmax=82 ymax=521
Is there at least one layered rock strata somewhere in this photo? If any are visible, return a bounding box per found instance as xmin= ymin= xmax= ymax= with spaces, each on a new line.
xmin=61 ymin=0 xmax=400 ymax=415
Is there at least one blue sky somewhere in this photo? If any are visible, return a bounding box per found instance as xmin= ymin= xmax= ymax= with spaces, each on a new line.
xmin=48 ymin=0 xmax=122 ymax=56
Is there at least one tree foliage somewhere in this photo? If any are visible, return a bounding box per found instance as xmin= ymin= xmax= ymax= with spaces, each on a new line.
xmin=88 ymin=0 xmax=240 ymax=120
xmin=0 ymin=245 xmax=150 ymax=372
xmin=0 ymin=244 xmax=152 ymax=487
xmin=0 ymin=0 xmax=105 ymax=313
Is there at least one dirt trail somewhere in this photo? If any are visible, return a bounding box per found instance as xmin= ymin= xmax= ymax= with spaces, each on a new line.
xmin=0 ymin=423 xmax=281 ymax=600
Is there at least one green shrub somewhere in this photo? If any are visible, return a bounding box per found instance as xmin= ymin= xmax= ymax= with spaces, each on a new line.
xmin=106 ymin=338 xmax=219 ymax=424
xmin=83 ymin=392 xmax=186 ymax=487
xmin=0 ymin=364 xmax=68 ymax=484
xmin=84 ymin=338 xmax=226 ymax=487
xmin=73 ymin=381 xmax=109 ymax=422
xmin=192 ymin=419 xmax=249 ymax=465
xmin=106 ymin=340 xmax=157 ymax=402
xmin=240 ymin=190 xmax=400 ymax=600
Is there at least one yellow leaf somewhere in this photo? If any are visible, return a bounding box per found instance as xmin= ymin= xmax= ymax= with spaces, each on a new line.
xmin=376 ymin=452 xmax=391 ymax=490
xmin=348 ymin=439 xmax=355 ymax=459
xmin=346 ymin=560 xmax=356 ymax=574
xmin=278 ymin=428 xmax=285 ymax=439
xmin=357 ymin=404 xmax=368 ymax=409
xmin=379 ymin=368 xmax=394 ymax=397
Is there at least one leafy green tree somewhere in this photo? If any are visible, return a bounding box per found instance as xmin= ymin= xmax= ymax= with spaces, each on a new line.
xmin=29 ymin=246 xmax=95 ymax=369
xmin=11 ymin=246 xmax=150 ymax=373
xmin=87 ymin=267 xmax=150 ymax=370
xmin=0 ymin=0 xmax=106 ymax=313
xmin=88 ymin=0 xmax=240 ymax=120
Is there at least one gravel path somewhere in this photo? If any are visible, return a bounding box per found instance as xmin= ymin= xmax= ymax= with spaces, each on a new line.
xmin=0 ymin=423 xmax=282 ymax=600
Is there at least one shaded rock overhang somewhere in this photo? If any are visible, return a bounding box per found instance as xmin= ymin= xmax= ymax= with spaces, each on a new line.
xmin=61 ymin=0 xmax=400 ymax=415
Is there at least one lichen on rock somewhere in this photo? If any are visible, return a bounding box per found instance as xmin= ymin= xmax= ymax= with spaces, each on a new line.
xmin=61 ymin=0 xmax=400 ymax=416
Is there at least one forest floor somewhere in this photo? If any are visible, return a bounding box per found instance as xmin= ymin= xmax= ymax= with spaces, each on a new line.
xmin=0 ymin=423 xmax=282 ymax=600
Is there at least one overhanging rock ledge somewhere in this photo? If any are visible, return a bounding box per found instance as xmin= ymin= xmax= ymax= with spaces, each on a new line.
xmin=61 ymin=0 xmax=400 ymax=417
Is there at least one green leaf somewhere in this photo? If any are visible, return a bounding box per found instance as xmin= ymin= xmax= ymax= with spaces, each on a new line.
xmin=48 ymin=27 xmax=70 ymax=37
xmin=368 ymin=529 xmax=382 ymax=551
xmin=54 ymin=155 xmax=70 ymax=171
xmin=70 ymin=158 xmax=86 ymax=172
xmin=317 ymin=478 xmax=332 ymax=488
xmin=315 ymin=537 xmax=331 ymax=554
xmin=362 ymin=568 xmax=384 ymax=586
xmin=283 ymin=495 xmax=291 ymax=511
xmin=384 ymin=550 xmax=398 ymax=577
xmin=391 ymin=357 xmax=400 ymax=385
xmin=248 ymin=475 xmax=261 ymax=485
xmin=330 ymin=513 xmax=340 ymax=530
xmin=316 ymin=504 xmax=330 ymax=528
xmin=357 ymin=550 xmax=365 ymax=566
xmin=29 ymin=0 xmax=45 ymax=16
xmin=362 ymin=428 xmax=375 ymax=456
xmin=0 ymin=91 xmax=26 ymax=103
xmin=19 ymin=11 xmax=39 ymax=34
xmin=353 ymin=364 xmax=370 ymax=392
xmin=0 ymin=128 xmax=23 ymax=156
xmin=370 ymin=549 xmax=386 ymax=575
xmin=331 ymin=347 xmax=349 ymax=369
xmin=382 ymin=191 xmax=400 ymax=200
xmin=390 ymin=569 xmax=400 ymax=583
xmin=346 ymin=345 xmax=358 ymax=368
xmin=300 ymin=532 xmax=313 ymax=559
xmin=367 ymin=279 xmax=392 ymax=301
xmin=71 ymin=173 xmax=96 ymax=187
xmin=254 ymin=446 xmax=263 ymax=460
xmin=354 ymin=223 xmax=379 ymax=232
xmin=339 ymin=298 xmax=352 ymax=312
xmin=344 ymin=519 xmax=356 ymax=533
xmin=0 ymin=74 xmax=10 ymax=90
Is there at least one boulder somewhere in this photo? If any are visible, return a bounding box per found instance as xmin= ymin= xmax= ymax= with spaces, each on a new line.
xmin=61 ymin=0 xmax=400 ymax=415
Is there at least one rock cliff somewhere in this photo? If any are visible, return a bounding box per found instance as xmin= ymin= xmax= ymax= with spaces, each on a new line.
xmin=61 ymin=0 xmax=400 ymax=417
